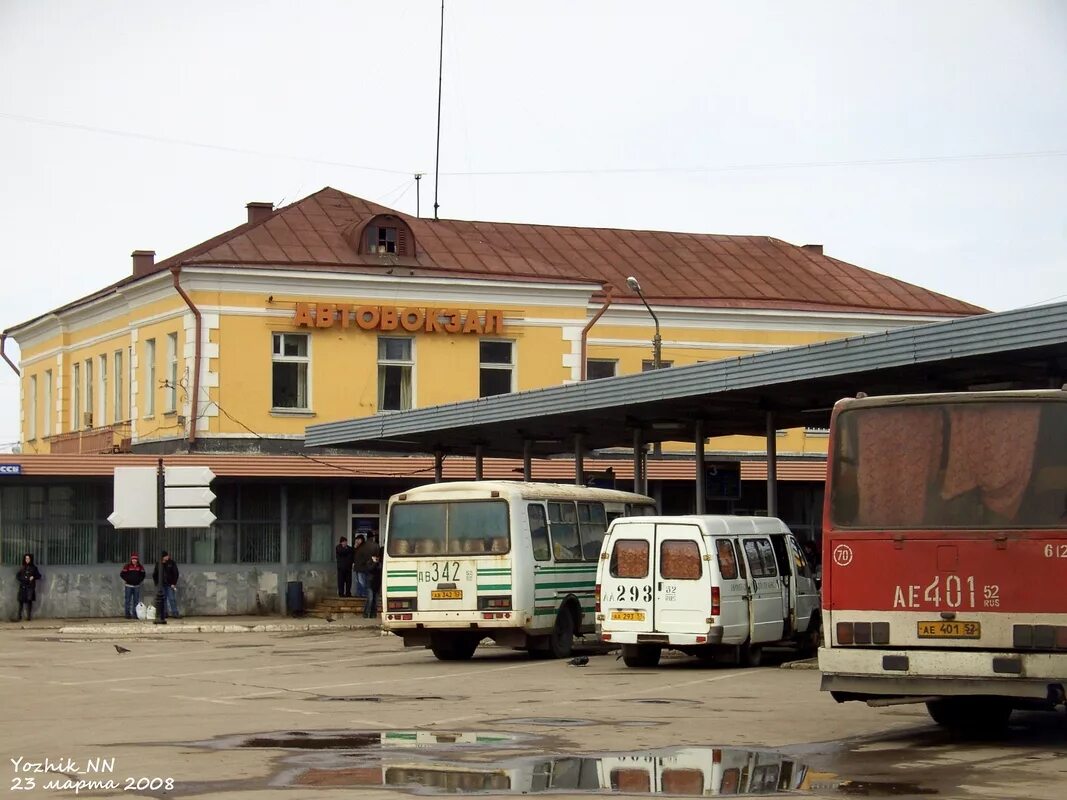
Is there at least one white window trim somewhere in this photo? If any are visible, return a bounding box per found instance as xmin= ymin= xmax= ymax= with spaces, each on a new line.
xmin=585 ymin=358 xmax=618 ymax=380
xmin=144 ymin=338 xmax=156 ymax=418
xmin=479 ymin=338 xmax=516 ymax=396
xmin=99 ymin=354 xmax=108 ymax=428
xmin=165 ymin=332 xmax=178 ymax=413
xmin=43 ymin=369 xmax=52 ymax=438
xmin=84 ymin=359 xmax=93 ymax=427
xmin=377 ymin=335 xmax=415 ymax=412
xmin=27 ymin=375 xmax=37 ymax=441
xmin=271 ymin=332 xmax=312 ymax=412
xmin=72 ymin=362 xmax=81 ymax=430
xmin=113 ymin=349 xmax=123 ymax=424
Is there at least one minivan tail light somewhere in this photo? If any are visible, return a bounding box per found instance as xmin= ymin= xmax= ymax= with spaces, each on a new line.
xmin=595 ymin=583 xmax=601 ymax=613
xmin=711 ymin=586 xmax=720 ymax=617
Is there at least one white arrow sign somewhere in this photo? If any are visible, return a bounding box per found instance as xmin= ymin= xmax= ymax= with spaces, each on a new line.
xmin=165 ymin=507 xmax=217 ymax=528
xmin=165 ymin=486 xmax=216 ymax=507
xmin=109 ymin=467 xmax=158 ymax=528
xmin=165 ymin=466 xmax=216 ymax=487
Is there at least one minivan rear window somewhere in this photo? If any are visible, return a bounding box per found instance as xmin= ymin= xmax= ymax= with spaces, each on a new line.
xmin=715 ymin=539 xmax=739 ymax=580
xmin=660 ymin=540 xmax=702 ymax=580
xmin=610 ymin=539 xmax=649 ymax=578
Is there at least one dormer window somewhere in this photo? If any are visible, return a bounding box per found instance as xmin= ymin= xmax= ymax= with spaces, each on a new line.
xmin=359 ymin=214 xmax=415 ymax=258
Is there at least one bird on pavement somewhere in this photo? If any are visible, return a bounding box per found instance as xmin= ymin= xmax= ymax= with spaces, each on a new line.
xmin=567 ymin=656 xmax=589 ymax=667
xmin=114 ymin=645 xmax=131 ymax=654
xmin=324 ymin=614 xmax=335 ymax=623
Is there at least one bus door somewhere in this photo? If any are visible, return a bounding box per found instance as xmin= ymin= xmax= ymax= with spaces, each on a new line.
xmin=653 ymin=524 xmax=709 ymax=634
xmin=602 ymin=523 xmax=656 ymax=634
xmin=739 ymin=536 xmax=786 ymax=643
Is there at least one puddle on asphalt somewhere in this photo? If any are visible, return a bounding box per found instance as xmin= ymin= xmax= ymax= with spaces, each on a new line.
xmin=317 ymin=694 xmax=463 ymax=703
xmin=192 ymin=730 xmax=905 ymax=795
xmin=499 ymin=718 xmax=596 ymax=727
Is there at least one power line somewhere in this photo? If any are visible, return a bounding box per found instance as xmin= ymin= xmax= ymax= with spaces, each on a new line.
xmin=0 ymin=111 xmax=412 ymax=176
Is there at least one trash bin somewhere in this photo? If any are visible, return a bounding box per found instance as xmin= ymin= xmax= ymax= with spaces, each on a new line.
xmin=286 ymin=581 xmax=305 ymax=616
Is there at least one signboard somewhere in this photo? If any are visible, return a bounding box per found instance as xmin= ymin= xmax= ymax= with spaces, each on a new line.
xmin=292 ymin=303 xmax=505 ymax=335
xmin=108 ymin=467 xmax=159 ymax=528
xmin=705 ymin=461 xmax=742 ymax=500
xmin=109 ymin=465 xmax=216 ymax=529
xmin=0 ymin=464 xmax=22 ymax=475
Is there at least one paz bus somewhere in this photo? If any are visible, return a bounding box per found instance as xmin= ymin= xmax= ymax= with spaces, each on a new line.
xmin=381 ymin=481 xmax=656 ymax=660
xmin=819 ymin=388 xmax=1067 ymax=728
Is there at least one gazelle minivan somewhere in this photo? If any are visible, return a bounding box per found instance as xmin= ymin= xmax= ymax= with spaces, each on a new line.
xmin=595 ymin=515 xmax=820 ymax=667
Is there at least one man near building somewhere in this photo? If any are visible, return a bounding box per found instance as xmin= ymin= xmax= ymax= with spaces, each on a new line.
xmin=119 ymin=553 xmax=146 ymax=620
xmin=335 ymin=536 xmax=354 ymax=597
xmin=152 ymin=551 xmax=181 ymax=621
xmin=351 ymin=534 xmax=370 ymax=598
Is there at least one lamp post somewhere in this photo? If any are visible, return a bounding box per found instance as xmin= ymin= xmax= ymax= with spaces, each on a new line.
xmin=627 ymin=276 xmax=662 ymax=462
xmin=626 ymin=276 xmax=661 ymax=370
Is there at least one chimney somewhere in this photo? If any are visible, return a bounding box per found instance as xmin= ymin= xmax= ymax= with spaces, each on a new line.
xmin=131 ymin=250 xmax=156 ymax=277
xmin=802 ymin=244 xmax=824 ymax=255
xmin=246 ymin=202 xmax=274 ymax=224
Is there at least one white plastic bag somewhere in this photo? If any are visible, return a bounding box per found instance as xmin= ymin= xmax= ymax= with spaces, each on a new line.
xmin=135 ymin=601 xmax=155 ymax=621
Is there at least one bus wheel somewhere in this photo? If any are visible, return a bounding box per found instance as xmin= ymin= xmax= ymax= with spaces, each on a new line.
xmin=622 ymin=644 xmax=661 ymax=668
xmin=547 ymin=609 xmax=575 ymax=658
xmin=430 ymin=633 xmax=479 ymax=661
xmin=926 ymin=697 xmax=1012 ymax=732
xmin=738 ymin=641 xmax=763 ymax=668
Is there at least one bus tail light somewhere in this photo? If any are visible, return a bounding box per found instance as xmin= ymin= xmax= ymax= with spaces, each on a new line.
xmin=478 ymin=596 xmax=512 ymax=611
xmin=836 ymin=621 xmax=890 ymax=645
xmin=387 ymin=597 xmax=417 ymax=612
xmin=595 ymin=583 xmax=601 ymax=613
xmin=836 ymin=622 xmax=854 ymax=645
xmin=711 ymin=587 xmax=720 ymax=617
xmin=1014 ymin=624 xmax=1067 ymax=650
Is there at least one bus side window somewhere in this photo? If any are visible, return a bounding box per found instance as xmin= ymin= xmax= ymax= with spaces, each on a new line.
xmin=528 ymin=504 xmax=551 ymax=562
xmin=548 ymin=501 xmax=582 ymax=561
xmin=577 ymin=501 xmax=608 ymax=560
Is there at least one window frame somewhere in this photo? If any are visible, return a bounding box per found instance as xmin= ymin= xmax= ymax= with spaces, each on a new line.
xmin=377 ymin=335 xmax=414 ymax=412
xmin=271 ymin=332 xmax=311 ymax=412
xmin=144 ymin=338 xmax=156 ymax=418
xmin=43 ymin=369 xmax=52 ymax=438
xmin=27 ymin=374 xmax=37 ymax=441
xmin=585 ymin=359 xmax=618 ymax=380
xmin=84 ymin=358 xmax=93 ymax=426
xmin=98 ymin=353 xmax=108 ymax=427
xmin=527 ymin=503 xmax=551 ymax=562
xmin=715 ymin=538 xmax=740 ymax=580
xmin=165 ymin=332 xmax=178 ymax=413
xmin=659 ymin=539 xmax=703 ymax=580
xmin=478 ymin=339 xmax=515 ymax=398
xmin=113 ymin=349 xmax=123 ymax=423
xmin=72 ymin=362 xmax=81 ymax=430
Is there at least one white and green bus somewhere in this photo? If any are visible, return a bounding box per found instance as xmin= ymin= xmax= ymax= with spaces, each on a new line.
xmin=382 ymin=481 xmax=655 ymax=661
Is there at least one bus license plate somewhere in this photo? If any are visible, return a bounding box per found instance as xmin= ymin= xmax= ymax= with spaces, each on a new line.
xmin=431 ymin=589 xmax=463 ymax=600
xmin=917 ymin=621 xmax=981 ymax=639
xmin=611 ymin=610 xmax=646 ymax=622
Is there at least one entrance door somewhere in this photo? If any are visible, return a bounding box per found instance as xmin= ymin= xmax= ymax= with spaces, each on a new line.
xmin=349 ymin=500 xmax=383 ymax=543
xmin=602 ymin=522 xmax=656 ymax=634
xmin=739 ymin=536 xmax=785 ymax=644
xmin=653 ymin=523 xmax=708 ymax=634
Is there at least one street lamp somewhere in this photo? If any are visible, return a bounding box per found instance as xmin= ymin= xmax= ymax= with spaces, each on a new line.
xmin=626 ymin=276 xmax=661 ymax=370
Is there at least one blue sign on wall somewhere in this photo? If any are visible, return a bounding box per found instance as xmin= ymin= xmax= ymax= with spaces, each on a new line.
xmin=0 ymin=464 xmax=23 ymax=475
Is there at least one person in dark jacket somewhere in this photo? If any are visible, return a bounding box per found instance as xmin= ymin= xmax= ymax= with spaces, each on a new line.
xmin=351 ymin=534 xmax=370 ymax=598
xmin=151 ymin=551 xmax=180 ymax=621
xmin=120 ymin=553 xmax=146 ymax=619
xmin=362 ymin=553 xmax=382 ymax=619
xmin=15 ymin=553 xmax=42 ymax=622
xmin=335 ymin=537 xmax=354 ymax=597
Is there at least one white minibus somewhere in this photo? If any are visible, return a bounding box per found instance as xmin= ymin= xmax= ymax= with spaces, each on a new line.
xmin=382 ymin=481 xmax=655 ymax=660
xmin=596 ymin=515 xmax=820 ymax=667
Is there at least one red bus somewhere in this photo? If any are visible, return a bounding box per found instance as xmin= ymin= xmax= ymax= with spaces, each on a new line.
xmin=818 ymin=388 xmax=1067 ymax=728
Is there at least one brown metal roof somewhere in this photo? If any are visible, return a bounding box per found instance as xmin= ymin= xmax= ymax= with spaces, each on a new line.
xmin=145 ymin=187 xmax=986 ymax=317
xmin=0 ymin=453 xmax=824 ymax=482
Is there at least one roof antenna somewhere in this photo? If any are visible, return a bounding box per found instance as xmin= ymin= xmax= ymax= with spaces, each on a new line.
xmin=415 ymin=173 xmax=423 ymax=219
xmin=433 ymin=0 xmax=444 ymax=221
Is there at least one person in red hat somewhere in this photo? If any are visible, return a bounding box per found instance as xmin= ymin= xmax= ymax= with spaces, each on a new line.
xmin=120 ymin=553 xmax=146 ymax=620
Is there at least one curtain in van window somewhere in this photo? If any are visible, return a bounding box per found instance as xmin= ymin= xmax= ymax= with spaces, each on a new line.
xmin=660 ymin=540 xmax=702 ymax=580
xmin=610 ymin=539 xmax=649 ymax=578
xmin=715 ymin=539 xmax=739 ymax=580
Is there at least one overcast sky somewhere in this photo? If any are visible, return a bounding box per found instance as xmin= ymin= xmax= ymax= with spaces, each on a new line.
xmin=1 ymin=1 xmax=1065 ymax=451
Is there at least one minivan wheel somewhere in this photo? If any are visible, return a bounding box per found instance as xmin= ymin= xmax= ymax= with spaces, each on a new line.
xmin=738 ymin=641 xmax=763 ymax=668
xmin=622 ymin=643 xmax=662 ymax=668
xmin=546 ymin=608 xmax=575 ymax=658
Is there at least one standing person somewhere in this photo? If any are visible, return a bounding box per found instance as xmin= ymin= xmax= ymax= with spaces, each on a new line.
xmin=351 ymin=534 xmax=369 ymax=598
xmin=335 ymin=537 xmax=354 ymax=597
xmin=152 ymin=551 xmax=180 ymax=621
xmin=15 ymin=553 xmax=42 ymax=622
xmin=119 ymin=553 xmax=146 ymax=620
xmin=363 ymin=553 xmax=382 ymax=619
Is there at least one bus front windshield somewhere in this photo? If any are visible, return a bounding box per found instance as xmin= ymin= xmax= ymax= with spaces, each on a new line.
xmin=830 ymin=401 xmax=1067 ymax=530
xmin=388 ymin=501 xmax=510 ymax=556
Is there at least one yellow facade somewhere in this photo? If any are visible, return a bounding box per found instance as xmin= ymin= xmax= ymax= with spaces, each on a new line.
xmin=10 ymin=265 xmax=945 ymax=458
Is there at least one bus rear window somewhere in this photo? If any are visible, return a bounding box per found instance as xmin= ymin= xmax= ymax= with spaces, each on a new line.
xmin=388 ymin=501 xmax=509 ymax=556
xmin=831 ymin=401 xmax=1067 ymax=530
xmin=610 ymin=539 xmax=649 ymax=578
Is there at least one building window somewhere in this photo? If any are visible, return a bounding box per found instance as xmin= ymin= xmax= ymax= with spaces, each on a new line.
xmin=144 ymin=338 xmax=156 ymax=417
xmin=641 ymin=359 xmax=673 ymax=372
xmin=272 ymin=333 xmax=309 ymax=410
xmin=166 ymin=332 xmax=178 ymax=413
xmin=113 ymin=350 xmax=123 ymax=423
xmin=360 ymin=216 xmax=414 ymax=257
xmin=479 ymin=340 xmax=514 ymax=397
xmin=84 ymin=358 xmax=93 ymax=428
xmin=377 ymin=337 xmax=413 ymax=411
xmin=586 ymin=359 xmax=617 ymax=380
xmin=43 ymin=370 xmax=52 ymax=438
xmin=27 ymin=375 xmax=36 ymax=441
xmin=99 ymin=354 xmax=108 ymax=427
xmin=72 ymin=362 xmax=80 ymax=430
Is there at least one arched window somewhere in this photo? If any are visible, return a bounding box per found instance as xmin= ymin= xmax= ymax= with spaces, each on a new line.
xmin=361 ymin=215 xmax=415 ymax=257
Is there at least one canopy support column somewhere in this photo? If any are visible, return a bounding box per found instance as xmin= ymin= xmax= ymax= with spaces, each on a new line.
xmin=474 ymin=444 xmax=484 ymax=481
xmin=633 ymin=428 xmax=645 ymax=495
xmin=574 ymin=432 xmax=585 ymax=486
xmin=434 ymin=450 xmax=444 ymax=483
xmin=522 ymin=440 xmax=533 ymax=481
xmin=694 ymin=420 xmax=706 ymax=514
xmin=766 ymin=411 xmax=778 ymax=517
